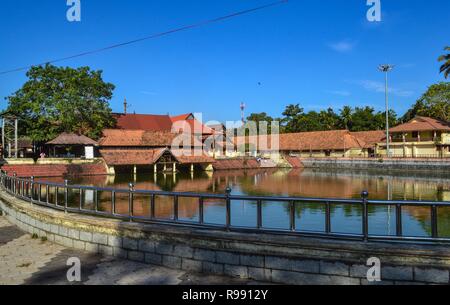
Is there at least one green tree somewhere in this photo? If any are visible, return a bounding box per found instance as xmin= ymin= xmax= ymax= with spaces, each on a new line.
xmin=246 ymin=112 xmax=274 ymax=134
xmin=3 ymin=64 xmax=116 ymax=142
xmin=439 ymin=46 xmax=450 ymax=79
xmin=339 ymin=106 xmax=353 ymax=130
xmin=318 ymin=108 xmax=340 ymax=130
xmin=402 ymin=82 xmax=450 ymax=122
xmin=281 ymin=104 xmax=304 ymax=133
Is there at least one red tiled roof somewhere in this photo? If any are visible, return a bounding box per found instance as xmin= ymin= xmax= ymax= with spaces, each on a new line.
xmin=114 ymin=113 xmax=173 ymax=131
xmin=172 ymin=150 xmax=216 ymax=164
xmin=100 ymin=148 xmax=214 ymax=165
xmin=99 ymin=130 xmax=176 ymax=147
xmin=113 ymin=112 xmax=215 ymax=136
xmin=46 ymin=133 xmax=98 ymax=145
xmin=100 ymin=148 xmax=167 ymax=166
xmin=171 ymin=115 xmax=215 ymax=135
xmin=213 ymin=158 xmax=261 ymax=170
xmin=170 ymin=113 xmax=194 ymax=122
xmin=351 ymin=131 xmax=385 ymax=148
xmin=235 ymin=130 xmax=364 ymax=151
xmin=390 ymin=116 xmax=450 ymax=133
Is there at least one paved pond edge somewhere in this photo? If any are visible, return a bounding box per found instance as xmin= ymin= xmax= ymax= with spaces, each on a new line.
xmin=1 ymin=190 xmax=450 ymax=285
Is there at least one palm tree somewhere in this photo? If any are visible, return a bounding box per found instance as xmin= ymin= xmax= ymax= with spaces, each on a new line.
xmin=340 ymin=106 xmax=353 ymax=130
xmin=438 ymin=46 xmax=450 ymax=79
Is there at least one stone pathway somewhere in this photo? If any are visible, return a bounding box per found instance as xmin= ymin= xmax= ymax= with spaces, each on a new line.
xmin=0 ymin=216 xmax=263 ymax=285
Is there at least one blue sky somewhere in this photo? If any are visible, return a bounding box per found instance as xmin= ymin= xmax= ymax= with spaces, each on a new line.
xmin=0 ymin=0 xmax=448 ymax=123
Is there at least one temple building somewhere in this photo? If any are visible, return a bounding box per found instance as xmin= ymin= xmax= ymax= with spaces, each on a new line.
xmin=377 ymin=116 xmax=450 ymax=158
xmin=98 ymin=129 xmax=214 ymax=175
xmin=231 ymin=130 xmax=385 ymax=160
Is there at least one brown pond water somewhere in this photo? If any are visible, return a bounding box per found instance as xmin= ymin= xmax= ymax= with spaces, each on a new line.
xmin=38 ymin=168 xmax=450 ymax=238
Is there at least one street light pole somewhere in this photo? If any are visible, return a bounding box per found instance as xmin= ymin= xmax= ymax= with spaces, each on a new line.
xmin=378 ymin=64 xmax=394 ymax=158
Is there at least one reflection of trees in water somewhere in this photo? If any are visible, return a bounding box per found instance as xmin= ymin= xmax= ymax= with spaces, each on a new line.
xmin=36 ymin=168 xmax=450 ymax=236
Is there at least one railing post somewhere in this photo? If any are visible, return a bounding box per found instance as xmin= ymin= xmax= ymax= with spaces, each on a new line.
xmin=325 ymin=201 xmax=331 ymax=234
xmin=174 ymin=195 xmax=179 ymax=221
xmin=225 ymin=187 xmax=232 ymax=231
xmin=257 ymin=200 xmax=263 ymax=229
xmin=111 ymin=191 xmax=116 ymax=215
xmin=150 ymin=194 xmax=155 ymax=219
xmin=95 ymin=189 xmax=99 ymax=213
xmin=46 ymin=185 xmax=49 ymax=204
xmin=199 ymin=197 xmax=204 ymax=224
xmin=431 ymin=205 xmax=438 ymax=238
xmin=30 ymin=176 xmax=34 ymax=204
xmin=13 ymin=173 xmax=17 ymax=195
xmin=361 ymin=191 xmax=369 ymax=242
xmin=290 ymin=201 xmax=296 ymax=232
xmin=64 ymin=180 xmax=69 ymax=213
xmin=396 ymin=203 xmax=402 ymax=237
xmin=1 ymin=171 xmax=6 ymax=188
xmin=129 ymin=183 xmax=134 ymax=222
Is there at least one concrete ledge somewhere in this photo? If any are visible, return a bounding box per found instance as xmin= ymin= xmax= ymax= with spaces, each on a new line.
xmin=1 ymin=190 xmax=450 ymax=285
xmin=300 ymin=158 xmax=450 ymax=172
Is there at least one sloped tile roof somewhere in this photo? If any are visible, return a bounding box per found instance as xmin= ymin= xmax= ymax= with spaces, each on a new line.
xmin=171 ymin=118 xmax=215 ymax=135
xmin=99 ymin=130 xmax=176 ymax=147
xmin=351 ymin=131 xmax=386 ymax=148
xmin=235 ymin=130 xmax=365 ymax=151
xmin=170 ymin=113 xmax=194 ymax=122
xmin=100 ymin=148 xmax=167 ymax=165
xmin=114 ymin=113 xmax=173 ymax=131
xmin=46 ymin=133 xmax=98 ymax=145
xmin=172 ymin=150 xmax=216 ymax=164
xmin=390 ymin=116 xmax=450 ymax=133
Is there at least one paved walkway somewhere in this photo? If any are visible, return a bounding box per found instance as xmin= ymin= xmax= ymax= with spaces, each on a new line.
xmin=0 ymin=216 xmax=262 ymax=285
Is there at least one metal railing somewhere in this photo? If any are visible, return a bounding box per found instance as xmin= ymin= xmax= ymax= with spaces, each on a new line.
xmin=1 ymin=171 xmax=450 ymax=244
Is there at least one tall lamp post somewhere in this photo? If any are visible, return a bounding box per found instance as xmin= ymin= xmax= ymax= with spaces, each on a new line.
xmin=378 ymin=64 xmax=394 ymax=158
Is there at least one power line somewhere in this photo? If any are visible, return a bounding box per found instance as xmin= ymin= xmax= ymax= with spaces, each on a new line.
xmin=0 ymin=0 xmax=288 ymax=76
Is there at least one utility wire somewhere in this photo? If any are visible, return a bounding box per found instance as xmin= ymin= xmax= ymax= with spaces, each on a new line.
xmin=0 ymin=0 xmax=288 ymax=76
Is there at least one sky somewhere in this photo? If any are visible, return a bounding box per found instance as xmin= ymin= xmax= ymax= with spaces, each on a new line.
xmin=0 ymin=0 xmax=449 ymax=123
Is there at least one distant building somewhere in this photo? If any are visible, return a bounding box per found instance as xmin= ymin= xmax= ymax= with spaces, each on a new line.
xmin=232 ymin=130 xmax=384 ymax=160
xmin=113 ymin=112 xmax=215 ymax=137
xmin=46 ymin=133 xmax=98 ymax=159
xmin=377 ymin=116 xmax=450 ymax=158
xmin=98 ymin=129 xmax=214 ymax=174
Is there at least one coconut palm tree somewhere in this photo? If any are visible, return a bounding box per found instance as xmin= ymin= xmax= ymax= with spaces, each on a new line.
xmin=339 ymin=106 xmax=353 ymax=130
xmin=438 ymin=46 xmax=450 ymax=79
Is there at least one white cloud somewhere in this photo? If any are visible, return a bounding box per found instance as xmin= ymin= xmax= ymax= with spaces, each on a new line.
xmin=329 ymin=90 xmax=351 ymax=97
xmin=351 ymin=80 xmax=414 ymax=97
xmin=328 ymin=40 xmax=357 ymax=53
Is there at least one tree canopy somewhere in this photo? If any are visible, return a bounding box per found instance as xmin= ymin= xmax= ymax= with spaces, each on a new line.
xmin=439 ymin=46 xmax=450 ymax=79
xmin=402 ymin=82 xmax=450 ymax=122
xmin=246 ymin=104 xmax=398 ymax=134
xmin=3 ymin=64 xmax=116 ymax=142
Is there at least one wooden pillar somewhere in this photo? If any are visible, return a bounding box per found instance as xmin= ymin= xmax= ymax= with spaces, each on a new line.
xmin=173 ymin=162 xmax=177 ymax=173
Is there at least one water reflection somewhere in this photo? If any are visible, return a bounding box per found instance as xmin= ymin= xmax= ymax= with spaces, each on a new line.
xmin=37 ymin=168 xmax=450 ymax=238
